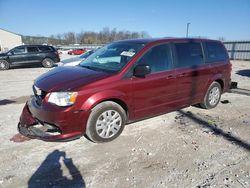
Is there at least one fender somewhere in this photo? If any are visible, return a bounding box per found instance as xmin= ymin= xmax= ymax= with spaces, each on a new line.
xmin=80 ymin=89 xmax=128 ymax=112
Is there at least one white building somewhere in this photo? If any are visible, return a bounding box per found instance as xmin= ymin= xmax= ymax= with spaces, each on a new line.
xmin=0 ymin=28 xmax=22 ymax=52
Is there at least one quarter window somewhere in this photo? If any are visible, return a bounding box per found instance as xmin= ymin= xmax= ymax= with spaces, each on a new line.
xmin=204 ymin=42 xmax=228 ymax=63
xmin=174 ymin=42 xmax=204 ymax=68
xmin=38 ymin=46 xmax=52 ymax=52
xmin=137 ymin=44 xmax=172 ymax=73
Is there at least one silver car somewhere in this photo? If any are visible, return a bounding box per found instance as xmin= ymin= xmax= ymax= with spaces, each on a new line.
xmin=58 ymin=50 xmax=95 ymax=67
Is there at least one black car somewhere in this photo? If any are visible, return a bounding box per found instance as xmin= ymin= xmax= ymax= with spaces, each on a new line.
xmin=0 ymin=45 xmax=60 ymax=70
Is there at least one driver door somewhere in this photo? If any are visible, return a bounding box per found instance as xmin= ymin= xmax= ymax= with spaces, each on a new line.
xmin=8 ymin=46 xmax=27 ymax=64
xmin=132 ymin=43 xmax=179 ymax=120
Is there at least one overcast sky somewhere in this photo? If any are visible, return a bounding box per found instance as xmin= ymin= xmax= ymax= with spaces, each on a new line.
xmin=0 ymin=0 xmax=250 ymax=40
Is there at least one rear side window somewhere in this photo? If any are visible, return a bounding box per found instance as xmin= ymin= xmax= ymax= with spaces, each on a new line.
xmin=27 ymin=47 xmax=39 ymax=53
xmin=38 ymin=46 xmax=53 ymax=52
xmin=137 ymin=44 xmax=172 ymax=73
xmin=204 ymin=42 xmax=228 ymax=63
xmin=174 ymin=42 xmax=204 ymax=68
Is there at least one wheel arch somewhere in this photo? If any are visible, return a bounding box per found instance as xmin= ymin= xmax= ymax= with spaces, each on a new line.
xmin=43 ymin=57 xmax=53 ymax=61
xmin=205 ymin=74 xmax=225 ymax=94
xmin=214 ymin=79 xmax=224 ymax=91
xmin=80 ymin=90 xmax=130 ymax=119
xmin=102 ymin=98 xmax=129 ymax=118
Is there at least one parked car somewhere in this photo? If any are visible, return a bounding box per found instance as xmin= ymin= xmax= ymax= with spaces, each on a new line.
xmin=18 ymin=38 xmax=231 ymax=143
xmin=68 ymin=48 xmax=86 ymax=55
xmin=57 ymin=50 xmax=95 ymax=67
xmin=0 ymin=45 xmax=60 ymax=70
xmin=58 ymin=48 xmax=72 ymax=54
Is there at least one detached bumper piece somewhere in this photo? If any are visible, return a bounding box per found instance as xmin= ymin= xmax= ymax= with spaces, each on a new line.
xmin=18 ymin=103 xmax=80 ymax=141
xmin=18 ymin=122 xmax=61 ymax=140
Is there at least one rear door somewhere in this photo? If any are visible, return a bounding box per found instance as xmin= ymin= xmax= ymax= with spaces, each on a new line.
xmin=26 ymin=46 xmax=41 ymax=63
xmin=38 ymin=46 xmax=54 ymax=60
xmin=173 ymin=41 xmax=210 ymax=106
xmin=132 ymin=43 xmax=179 ymax=120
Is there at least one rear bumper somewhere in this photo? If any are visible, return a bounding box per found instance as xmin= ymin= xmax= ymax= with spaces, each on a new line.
xmin=18 ymin=98 xmax=90 ymax=141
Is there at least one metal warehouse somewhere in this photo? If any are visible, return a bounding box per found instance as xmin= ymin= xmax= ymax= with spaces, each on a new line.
xmin=224 ymin=41 xmax=250 ymax=60
xmin=0 ymin=28 xmax=22 ymax=52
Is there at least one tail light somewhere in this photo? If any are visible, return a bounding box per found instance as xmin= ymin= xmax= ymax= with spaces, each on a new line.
xmin=54 ymin=50 xmax=59 ymax=56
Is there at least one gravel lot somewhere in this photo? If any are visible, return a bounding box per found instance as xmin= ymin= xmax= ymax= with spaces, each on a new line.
xmin=0 ymin=55 xmax=249 ymax=188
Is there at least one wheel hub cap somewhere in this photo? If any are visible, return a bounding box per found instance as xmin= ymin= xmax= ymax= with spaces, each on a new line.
xmin=45 ymin=60 xmax=51 ymax=66
xmin=208 ymin=87 xmax=220 ymax=106
xmin=0 ymin=62 xmax=6 ymax=69
xmin=96 ymin=110 xmax=122 ymax=138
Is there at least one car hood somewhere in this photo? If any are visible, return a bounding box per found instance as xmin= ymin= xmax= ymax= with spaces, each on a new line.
xmin=35 ymin=66 xmax=111 ymax=92
xmin=0 ymin=52 xmax=7 ymax=57
xmin=61 ymin=56 xmax=83 ymax=64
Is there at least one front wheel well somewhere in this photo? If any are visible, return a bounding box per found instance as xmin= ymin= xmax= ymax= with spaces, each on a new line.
xmin=94 ymin=98 xmax=129 ymax=119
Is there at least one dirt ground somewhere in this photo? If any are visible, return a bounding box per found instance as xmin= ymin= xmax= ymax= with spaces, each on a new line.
xmin=0 ymin=56 xmax=249 ymax=188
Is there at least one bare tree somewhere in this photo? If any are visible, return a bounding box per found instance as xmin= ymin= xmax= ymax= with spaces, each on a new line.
xmin=22 ymin=28 xmax=151 ymax=45
xmin=63 ymin=32 xmax=76 ymax=44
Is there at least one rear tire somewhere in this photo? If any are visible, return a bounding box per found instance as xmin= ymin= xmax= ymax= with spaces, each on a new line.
xmin=86 ymin=101 xmax=126 ymax=143
xmin=200 ymin=82 xmax=222 ymax=109
xmin=0 ymin=60 xmax=10 ymax=70
xmin=42 ymin=58 xmax=54 ymax=68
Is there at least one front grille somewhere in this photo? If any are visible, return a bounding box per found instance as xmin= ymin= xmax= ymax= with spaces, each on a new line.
xmin=33 ymin=85 xmax=47 ymax=105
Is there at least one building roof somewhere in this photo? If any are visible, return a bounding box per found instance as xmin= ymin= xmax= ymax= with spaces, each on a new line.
xmin=0 ymin=28 xmax=21 ymax=36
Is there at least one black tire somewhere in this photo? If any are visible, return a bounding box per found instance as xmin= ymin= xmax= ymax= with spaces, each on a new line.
xmin=86 ymin=101 xmax=126 ymax=143
xmin=0 ymin=60 xmax=10 ymax=70
xmin=200 ymin=81 xmax=222 ymax=109
xmin=42 ymin=58 xmax=54 ymax=68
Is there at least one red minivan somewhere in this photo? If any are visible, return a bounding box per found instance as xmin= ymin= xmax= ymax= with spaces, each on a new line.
xmin=18 ymin=38 xmax=231 ymax=142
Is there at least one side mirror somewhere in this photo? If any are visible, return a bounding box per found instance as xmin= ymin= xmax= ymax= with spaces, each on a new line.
xmin=134 ymin=65 xmax=151 ymax=77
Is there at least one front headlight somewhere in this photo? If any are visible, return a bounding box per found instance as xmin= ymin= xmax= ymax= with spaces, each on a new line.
xmin=48 ymin=92 xmax=78 ymax=106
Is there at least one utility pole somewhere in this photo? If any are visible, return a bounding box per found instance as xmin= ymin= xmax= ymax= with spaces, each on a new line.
xmin=186 ymin=22 xmax=191 ymax=38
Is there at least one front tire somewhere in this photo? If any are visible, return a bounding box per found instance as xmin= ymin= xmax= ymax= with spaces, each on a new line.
xmin=86 ymin=101 xmax=126 ymax=143
xmin=0 ymin=60 xmax=10 ymax=70
xmin=42 ymin=58 xmax=54 ymax=68
xmin=200 ymin=82 xmax=222 ymax=109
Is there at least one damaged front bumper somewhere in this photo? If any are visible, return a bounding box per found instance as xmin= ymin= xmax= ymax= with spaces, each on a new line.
xmin=18 ymin=99 xmax=87 ymax=141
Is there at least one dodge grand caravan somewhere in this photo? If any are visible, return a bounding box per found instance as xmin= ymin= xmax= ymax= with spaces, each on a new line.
xmin=18 ymin=38 xmax=231 ymax=142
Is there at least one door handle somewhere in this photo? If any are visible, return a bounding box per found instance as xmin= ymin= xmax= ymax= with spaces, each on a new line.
xmin=177 ymin=73 xmax=186 ymax=77
xmin=166 ymin=75 xmax=176 ymax=79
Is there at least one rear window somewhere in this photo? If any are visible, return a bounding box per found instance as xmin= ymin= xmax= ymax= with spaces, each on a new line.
xmin=174 ymin=42 xmax=204 ymax=68
xmin=38 ymin=46 xmax=54 ymax=52
xmin=204 ymin=42 xmax=228 ymax=63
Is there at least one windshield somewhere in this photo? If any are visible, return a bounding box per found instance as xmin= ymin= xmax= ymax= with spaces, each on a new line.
xmin=80 ymin=50 xmax=94 ymax=58
xmin=79 ymin=42 xmax=145 ymax=73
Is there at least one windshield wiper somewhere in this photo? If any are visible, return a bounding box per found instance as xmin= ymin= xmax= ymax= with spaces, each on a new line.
xmin=81 ymin=65 xmax=103 ymax=72
xmin=81 ymin=65 xmax=94 ymax=70
xmin=81 ymin=64 xmax=116 ymax=73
